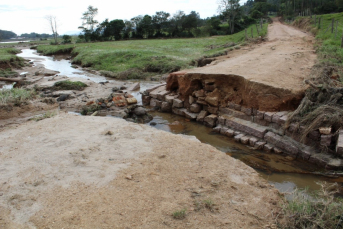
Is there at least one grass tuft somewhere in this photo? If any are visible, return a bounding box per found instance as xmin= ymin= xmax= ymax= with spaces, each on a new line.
xmin=53 ymin=80 xmax=87 ymax=90
xmin=172 ymin=209 xmax=186 ymax=219
xmin=0 ymin=88 xmax=36 ymax=106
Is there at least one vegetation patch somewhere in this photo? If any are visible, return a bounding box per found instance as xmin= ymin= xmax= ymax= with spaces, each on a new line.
xmin=36 ymin=45 xmax=74 ymax=55
xmin=31 ymin=111 xmax=56 ymax=121
xmin=280 ymin=182 xmax=343 ymax=229
xmin=0 ymin=48 xmax=25 ymax=69
xmin=172 ymin=209 xmax=186 ymax=219
xmin=0 ymin=88 xmax=36 ymax=106
xmin=0 ymin=68 xmax=19 ymax=78
xmin=52 ymin=80 xmax=87 ymax=90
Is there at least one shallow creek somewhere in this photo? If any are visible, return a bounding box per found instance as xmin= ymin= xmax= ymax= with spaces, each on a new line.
xmin=16 ymin=49 xmax=343 ymax=194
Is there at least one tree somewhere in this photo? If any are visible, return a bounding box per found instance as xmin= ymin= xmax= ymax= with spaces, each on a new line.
xmin=139 ymin=15 xmax=154 ymax=38
xmin=218 ymin=0 xmax=241 ymax=34
xmin=80 ymin=6 xmax=98 ymax=32
xmin=45 ymin=15 xmax=58 ymax=44
xmin=152 ymin=11 xmax=170 ymax=37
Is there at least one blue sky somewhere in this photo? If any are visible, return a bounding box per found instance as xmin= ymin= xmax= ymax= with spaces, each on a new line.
xmin=0 ymin=0 xmax=247 ymax=35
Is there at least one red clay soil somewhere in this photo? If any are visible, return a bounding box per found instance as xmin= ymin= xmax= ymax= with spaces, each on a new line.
xmin=167 ymin=18 xmax=316 ymax=111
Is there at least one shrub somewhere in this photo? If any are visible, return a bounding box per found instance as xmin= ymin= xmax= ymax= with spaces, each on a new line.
xmin=53 ymin=80 xmax=87 ymax=90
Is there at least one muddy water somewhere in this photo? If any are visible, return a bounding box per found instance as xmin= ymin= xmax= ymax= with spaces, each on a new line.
xmin=147 ymin=110 xmax=341 ymax=193
xmin=16 ymin=49 xmax=342 ymax=194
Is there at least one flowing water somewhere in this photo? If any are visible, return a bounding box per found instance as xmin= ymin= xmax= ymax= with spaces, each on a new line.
xmin=15 ymin=49 xmax=343 ymax=194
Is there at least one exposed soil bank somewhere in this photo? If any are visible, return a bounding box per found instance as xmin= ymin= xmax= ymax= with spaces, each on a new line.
xmin=0 ymin=113 xmax=281 ymax=228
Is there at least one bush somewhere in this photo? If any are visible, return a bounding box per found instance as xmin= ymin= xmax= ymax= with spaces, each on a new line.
xmin=62 ymin=35 xmax=72 ymax=44
xmin=0 ymin=88 xmax=36 ymax=105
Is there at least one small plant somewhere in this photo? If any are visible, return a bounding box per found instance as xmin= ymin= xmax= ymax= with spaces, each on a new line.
xmin=203 ymin=199 xmax=214 ymax=211
xmin=31 ymin=111 xmax=56 ymax=121
xmin=172 ymin=209 xmax=186 ymax=219
xmin=0 ymin=88 xmax=36 ymax=105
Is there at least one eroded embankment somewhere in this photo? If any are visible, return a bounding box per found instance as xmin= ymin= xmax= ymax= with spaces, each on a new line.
xmin=143 ymin=72 xmax=343 ymax=170
xmin=167 ymin=72 xmax=304 ymax=111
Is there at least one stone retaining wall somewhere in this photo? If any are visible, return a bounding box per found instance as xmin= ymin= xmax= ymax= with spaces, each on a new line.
xmin=142 ymin=84 xmax=343 ymax=170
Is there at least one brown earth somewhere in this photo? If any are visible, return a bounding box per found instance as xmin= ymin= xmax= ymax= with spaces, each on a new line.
xmin=167 ymin=18 xmax=316 ymax=111
xmin=0 ymin=113 xmax=282 ymax=228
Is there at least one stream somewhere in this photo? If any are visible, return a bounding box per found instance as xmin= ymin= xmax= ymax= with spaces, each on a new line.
xmin=16 ymin=49 xmax=343 ymax=194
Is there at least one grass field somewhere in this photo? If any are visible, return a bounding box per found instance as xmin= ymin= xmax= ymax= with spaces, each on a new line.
xmin=34 ymin=23 xmax=268 ymax=79
xmin=0 ymin=48 xmax=24 ymax=68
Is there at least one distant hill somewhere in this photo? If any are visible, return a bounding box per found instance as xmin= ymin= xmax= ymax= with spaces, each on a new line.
xmin=0 ymin=30 xmax=17 ymax=40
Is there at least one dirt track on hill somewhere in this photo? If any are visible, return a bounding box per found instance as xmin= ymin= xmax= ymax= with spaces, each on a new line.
xmin=187 ymin=18 xmax=316 ymax=94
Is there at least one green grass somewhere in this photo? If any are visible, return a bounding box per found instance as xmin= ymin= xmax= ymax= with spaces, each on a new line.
xmin=31 ymin=111 xmax=56 ymax=121
xmin=0 ymin=88 xmax=36 ymax=105
xmin=172 ymin=209 xmax=186 ymax=219
xmin=280 ymin=182 xmax=343 ymax=229
xmin=35 ymin=23 xmax=268 ymax=79
xmin=0 ymin=68 xmax=18 ymax=78
xmin=0 ymin=48 xmax=24 ymax=68
xmin=53 ymin=80 xmax=87 ymax=90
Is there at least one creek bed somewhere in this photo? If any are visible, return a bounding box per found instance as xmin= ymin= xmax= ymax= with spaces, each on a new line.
xmin=16 ymin=49 xmax=343 ymax=194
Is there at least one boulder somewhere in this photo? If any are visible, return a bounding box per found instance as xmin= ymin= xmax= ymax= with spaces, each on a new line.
xmin=205 ymin=88 xmax=221 ymax=107
xmin=207 ymin=106 xmax=219 ymax=114
xmin=189 ymin=96 xmax=195 ymax=105
xmin=264 ymin=112 xmax=276 ymax=122
xmin=165 ymin=95 xmax=177 ymax=104
xmin=142 ymin=95 xmax=151 ymax=106
xmin=224 ymin=129 xmax=235 ymax=137
xmin=127 ymin=82 xmax=140 ymax=91
xmin=172 ymin=108 xmax=186 ymax=116
xmin=134 ymin=107 xmax=146 ymax=116
xmin=193 ymin=89 xmax=205 ymax=98
xmin=150 ymin=98 xmax=162 ymax=108
xmin=150 ymin=85 xmax=170 ymax=100
xmin=263 ymin=144 xmax=274 ymax=153
xmin=234 ymin=134 xmax=245 ymax=142
xmin=184 ymin=110 xmax=199 ymax=120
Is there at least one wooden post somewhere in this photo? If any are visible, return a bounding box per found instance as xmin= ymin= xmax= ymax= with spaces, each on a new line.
xmin=318 ymin=17 xmax=321 ymax=29
xmin=251 ymin=27 xmax=253 ymax=38
xmin=332 ymin=18 xmax=335 ymax=33
xmin=256 ymin=24 xmax=260 ymax=35
xmin=260 ymin=18 xmax=263 ymax=29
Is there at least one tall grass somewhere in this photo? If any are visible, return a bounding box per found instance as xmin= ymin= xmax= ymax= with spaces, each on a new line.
xmin=280 ymin=182 xmax=343 ymax=229
xmin=0 ymin=88 xmax=36 ymax=105
xmin=0 ymin=48 xmax=24 ymax=66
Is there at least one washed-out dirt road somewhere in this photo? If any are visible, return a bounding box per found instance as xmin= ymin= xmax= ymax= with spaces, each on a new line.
xmin=188 ymin=18 xmax=316 ymax=94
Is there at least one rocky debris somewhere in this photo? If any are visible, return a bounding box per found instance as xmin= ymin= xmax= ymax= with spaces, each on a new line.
xmin=263 ymin=144 xmax=274 ymax=153
xmin=165 ymin=94 xmax=177 ymax=104
xmin=133 ymin=107 xmax=146 ymax=116
xmin=205 ymin=88 xmax=221 ymax=107
xmin=183 ymin=110 xmax=199 ymax=120
xmin=172 ymin=108 xmax=186 ymax=116
xmin=57 ymin=94 xmax=69 ymax=102
xmin=193 ymin=89 xmax=205 ymax=98
xmin=150 ymin=98 xmax=162 ymax=108
xmin=234 ymin=134 xmax=245 ymax=142
xmin=207 ymin=106 xmax=218 ymax=114
xmin=125 ymin=105 xmax=152 ymax=123
xmin=255 ymin=141 xmax=267 ymax=150
xmin=319 ymin=127 xmax=332 ymax=135
xmin=150 ymin=85 xmax=170 ymax=100
xmin=142 ymin=95 xmax=151 ymax=106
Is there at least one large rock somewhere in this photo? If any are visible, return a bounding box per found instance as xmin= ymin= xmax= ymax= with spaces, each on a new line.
xmin=190 ymin=103 xmax=202 ymax=113
xmin=204 ymin=114 xmax=217 ymax=127
xmin=218 ymin=108 xmax=251 ymax=122
xmin=224 ymin=116 xmax=268 ymax=139
xmin=189 ymin=96 xmax=195 ymax=105
xmin=264 ymin=132 xmax=299 ymax=157
xmin=197 ymin=110 xmax=208 ymax=122
xmin=165 ymin=94 xmax=177 ymax=104
xmin=161 ymin=102 xmax=172 ymax=112
xmin=184 ymin=110 xmax=199 ymax=120
xmin=150 ymin=98 xmax=162 ymax=108
xmin=173 ymin=99 xmax=184 ymax=108
xmin=133 ymin=107 xmax=146 ymax=116
xmin=207 ymin=106 xmax=219 ymax=114
xmin=150 ymin=86 xmax=170 ymax=100
xmin=142 ymin=95 xmax=151 ymax=106
xmin=193 ymin=89 xmax=205 ymax=97
xmin=172 ymin=108 xmax=186 ymax=116
xmin=205 ymin=89 xmax=221 ymax=107
xmin=127 ymin=82 xmax=140 ymax=91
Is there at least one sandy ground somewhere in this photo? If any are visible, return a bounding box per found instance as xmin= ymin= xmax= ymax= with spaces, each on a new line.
xmin=0 ymin=113 xmax=281 ymax=228
xmin=187 ymin=18 xmax=316 ymax=93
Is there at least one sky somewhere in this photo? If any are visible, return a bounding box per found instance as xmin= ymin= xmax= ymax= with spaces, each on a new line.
xmin=0 ymin=0 xmax=247 ymax=36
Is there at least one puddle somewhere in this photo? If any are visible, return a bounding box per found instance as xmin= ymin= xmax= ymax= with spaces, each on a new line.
xmin=147 ymin=110 xmax=341 ymax=194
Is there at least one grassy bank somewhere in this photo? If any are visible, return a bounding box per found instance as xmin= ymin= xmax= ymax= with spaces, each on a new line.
xmin=35 ymin=23 xmax=268 ymax=79
xmin=0 ymin=48 xmax=24 ymax=69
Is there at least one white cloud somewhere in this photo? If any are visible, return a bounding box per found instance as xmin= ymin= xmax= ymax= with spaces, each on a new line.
xmin=1 ymin=0 xmax=247 ymax=35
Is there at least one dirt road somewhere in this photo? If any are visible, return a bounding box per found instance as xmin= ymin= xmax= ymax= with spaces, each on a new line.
xmin=187 ymin=18 xmax=316 ymax=93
